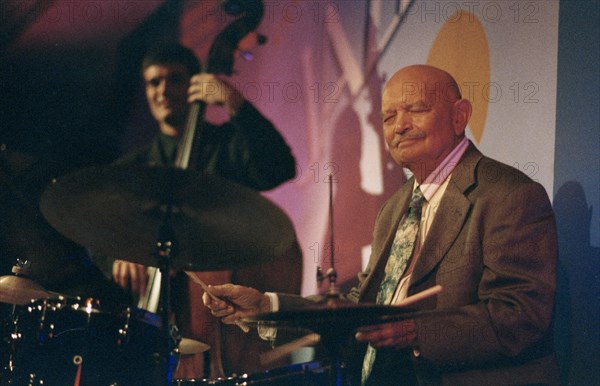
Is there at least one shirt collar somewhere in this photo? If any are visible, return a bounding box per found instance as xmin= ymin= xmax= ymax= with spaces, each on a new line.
xmin=414 ymin=137 xmax=469 ymax=201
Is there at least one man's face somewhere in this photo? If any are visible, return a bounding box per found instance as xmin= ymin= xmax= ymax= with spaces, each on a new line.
xmin=143 ymin=63 xmax=191 ymax=134
xmin=381 ymin=67 xmax=464 ymax=176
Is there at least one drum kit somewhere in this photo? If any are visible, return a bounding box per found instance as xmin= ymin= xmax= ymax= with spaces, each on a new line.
xmin=0 ymin=164 xmax=423 ymax=386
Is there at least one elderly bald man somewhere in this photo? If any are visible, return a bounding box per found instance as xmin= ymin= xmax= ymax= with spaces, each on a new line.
xmin=203 ymin=65 xmax=559 ymax=386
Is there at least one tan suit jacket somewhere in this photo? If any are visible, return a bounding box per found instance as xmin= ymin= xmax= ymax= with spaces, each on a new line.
xmin=281 ymin=143 xmax=560 ymax=385
xmin=352 ymin=143 xmax=559 ymax=385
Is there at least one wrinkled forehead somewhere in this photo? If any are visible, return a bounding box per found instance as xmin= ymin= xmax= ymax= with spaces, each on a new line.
xmin=382 ymin=77 xmax=461 ymax=106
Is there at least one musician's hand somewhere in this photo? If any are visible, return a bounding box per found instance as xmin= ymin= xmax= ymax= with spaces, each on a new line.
xmin=188 ymin=73 xmax=244 ymax=115
xmin=202 ymin=283 xmax=270 ymax=325
xmin=112 ymin=260 xmax=148 ymax=297
xmin=355 ymin=319 xmax=417 ymax=350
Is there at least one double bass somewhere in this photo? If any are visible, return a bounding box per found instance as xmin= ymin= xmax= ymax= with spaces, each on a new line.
xmin=136 ymin=0 xmax=271 ymax=380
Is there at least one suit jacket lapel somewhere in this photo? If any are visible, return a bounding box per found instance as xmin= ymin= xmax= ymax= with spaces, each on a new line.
xmin=358 ymin=179 xmax=414 ymax=302
xmin=409 ymin=144 xmax=482 ymax=288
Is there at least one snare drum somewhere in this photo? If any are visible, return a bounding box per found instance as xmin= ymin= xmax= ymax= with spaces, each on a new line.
xmin=8 ymin=296 xmax=175 ymax=385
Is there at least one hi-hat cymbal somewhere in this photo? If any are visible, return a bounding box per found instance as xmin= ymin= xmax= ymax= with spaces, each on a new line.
xmin=247 ymin=298 xmax=422 ymax=329
xmin=0 ymin=275 xmax=50 ymax=305
xmin=244 ymin=298 xmax=428 ymax=360
xmin=247 ymin=287 xmax=441 ymax=331
xmin=246 ymin=298 xmax=432 ymax=359
xmin=40 ymin=165 xmax=296 ymax=271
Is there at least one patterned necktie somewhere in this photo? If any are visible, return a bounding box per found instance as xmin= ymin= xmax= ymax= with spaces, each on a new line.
xmin=361 ymin=187 xmax=426 ymax=385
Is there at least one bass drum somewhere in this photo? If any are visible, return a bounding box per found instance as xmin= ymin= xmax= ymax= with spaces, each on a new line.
xmin=172 ymin=361 xmax=334 ymax=385
xmin=7 ymin=296 xmax=177 ymax=385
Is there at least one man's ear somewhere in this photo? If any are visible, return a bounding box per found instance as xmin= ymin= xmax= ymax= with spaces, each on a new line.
xmin=453 ymin=99 xmax=472 ymax=135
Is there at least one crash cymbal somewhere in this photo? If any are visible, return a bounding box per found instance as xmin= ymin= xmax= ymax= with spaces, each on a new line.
xmin=40 ymin=165 xmax=296 ymax=271
xmin=178 ymin=338 xmax=210 ymax=355
xmin=0 ymin=275 xmax=50 ymax=305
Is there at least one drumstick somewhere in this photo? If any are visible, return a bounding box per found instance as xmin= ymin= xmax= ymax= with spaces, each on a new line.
xmin=396 ymin=284 xmax=442 ymax=307
xmin=259 ymin=333 xmax=320 ymax=367
xmin=185 ymin=272 xmax=250 ymax=333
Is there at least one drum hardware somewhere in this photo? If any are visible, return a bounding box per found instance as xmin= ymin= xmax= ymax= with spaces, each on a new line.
xmin=316 ymin=174 xmax=342 ymax=302
xmin=72 ymin=354 xmax=83 ymax=386
xmin=157 ymin=212 xmax=180 ymax=385
xmin=158 ymin=319 xmax=211 ymax=355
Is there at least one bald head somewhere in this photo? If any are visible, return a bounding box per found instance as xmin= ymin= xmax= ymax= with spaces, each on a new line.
xmin=384 ymin=64 xmax=463 ymax=104
xmin=381 ymin=64 xmax=472 ymax=182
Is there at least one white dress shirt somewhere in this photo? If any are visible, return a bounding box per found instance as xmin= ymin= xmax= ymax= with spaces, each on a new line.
xmin=390 ymin=136 xmax=469 ymax=304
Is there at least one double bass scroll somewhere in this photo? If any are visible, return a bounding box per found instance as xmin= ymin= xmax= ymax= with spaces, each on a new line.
xmin=176 ymin=0 xmax=266 ymax=171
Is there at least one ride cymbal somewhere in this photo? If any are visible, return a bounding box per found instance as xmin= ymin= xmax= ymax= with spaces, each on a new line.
xmin=40 ymin=165 xmax=297 ymax=271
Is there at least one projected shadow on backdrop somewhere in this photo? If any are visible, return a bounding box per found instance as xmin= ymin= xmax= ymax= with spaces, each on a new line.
xmin=553 ymin=181 xmax=600 ymax=386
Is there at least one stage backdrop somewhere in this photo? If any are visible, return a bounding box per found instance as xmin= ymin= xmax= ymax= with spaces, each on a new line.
xmin=177 ymin=0 xmax=560 ymax=293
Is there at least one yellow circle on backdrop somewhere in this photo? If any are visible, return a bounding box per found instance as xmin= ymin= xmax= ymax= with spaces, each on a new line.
xmin=427 ymin=10 xmax=490 ymax=144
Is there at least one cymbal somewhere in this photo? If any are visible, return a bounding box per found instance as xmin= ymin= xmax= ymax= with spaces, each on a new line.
xmin=245 ymin=296 xmax=435 ymax=338
xmin=40 ymin=165 xmax=296 ymax=271
xmin=244 ymin=298 xmax=427 ymax=360
xmin=178 ymin=338 xmax=210 ymax=355
xmin=247 ymin=298 xmax=422 ymax=328
xmin=246 ymin=297 xmax=432 ymax=359
xmin=0 ymin=275 xmax=50 ymax=305
xmin=256 ymin=285 xmax=443 ymax=328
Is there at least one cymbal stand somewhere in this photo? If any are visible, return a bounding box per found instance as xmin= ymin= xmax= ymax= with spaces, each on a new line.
xmin=317 ymin=174 xmax=342 ymax=301
xmin=315 ymin=174 xmax=351 ymax=386
xmin=153 ymin=174 xmax=179 ymax=386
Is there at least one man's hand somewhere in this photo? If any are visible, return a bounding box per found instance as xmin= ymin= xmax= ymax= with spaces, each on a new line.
xmin=355 ymin=319 xmax=417 ymax=349
xmin=202 ymin=283 xmax=270 ymax=325
xmin=188 ymin=73 xmax=244 ymax=115
xmin=112 ymin=260 xmax=148 ymax=297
